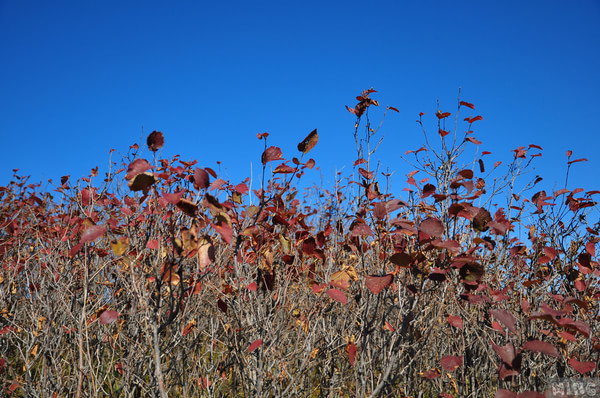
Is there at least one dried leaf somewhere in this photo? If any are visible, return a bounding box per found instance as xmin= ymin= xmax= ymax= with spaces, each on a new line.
xmin=297 ymin=129 xmax=319 ymax=154
xmin=146 ymin=131 xmax=164 ymax=152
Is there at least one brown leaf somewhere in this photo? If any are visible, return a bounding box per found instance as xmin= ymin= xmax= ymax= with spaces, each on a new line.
xmin=128 ymin=172 xmax=156 ymax=191
xmin=297 ymin=129 xmax=319 ymax=154
xmin=346 ymin=342 xmax=357 ymax=366
xmin=146 ymin=131 xmax=164 ymax=152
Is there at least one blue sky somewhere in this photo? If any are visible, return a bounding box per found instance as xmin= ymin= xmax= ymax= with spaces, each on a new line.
xmin=1 ymin=1 xmax=599 ymax=200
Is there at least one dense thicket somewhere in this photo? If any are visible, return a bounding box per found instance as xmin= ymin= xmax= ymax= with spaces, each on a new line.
xmin=1 ymin=90 xmax=598 ymax=397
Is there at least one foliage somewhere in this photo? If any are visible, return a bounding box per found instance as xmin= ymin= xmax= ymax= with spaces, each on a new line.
xmin=1 ymin=90 xmax=599 ymax=397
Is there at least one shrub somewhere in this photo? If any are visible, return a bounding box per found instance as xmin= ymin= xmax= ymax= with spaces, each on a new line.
xmin=0 ymin=89 xmax=598 ymax=397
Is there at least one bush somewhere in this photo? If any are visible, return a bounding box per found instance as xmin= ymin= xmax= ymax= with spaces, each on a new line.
xmin=1 ymin=89 xmax=598 ymax=397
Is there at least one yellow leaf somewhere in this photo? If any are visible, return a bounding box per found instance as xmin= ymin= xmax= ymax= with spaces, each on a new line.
xmin=279 ymin=235 xmax=291 ymax=254
xmin=342 ymin=265 xmax=359 ymax=281
xmin=110 ymin=236 xmax=129 ymax=256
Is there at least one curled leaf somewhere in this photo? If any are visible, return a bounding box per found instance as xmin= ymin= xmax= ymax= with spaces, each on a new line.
xmin=146 ymin=131 xmax=164 ymax=152
xmin=297 ymin=129 xmax=319 ymax=154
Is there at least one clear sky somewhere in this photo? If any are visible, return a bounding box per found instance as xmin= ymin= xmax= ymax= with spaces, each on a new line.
xmin=1 ymin=1 xmax=599 ymax=199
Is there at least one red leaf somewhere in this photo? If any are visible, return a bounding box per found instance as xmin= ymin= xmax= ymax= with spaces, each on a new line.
xmin=326 ymin=288 xmax=347 ymax=304
xmin=256 ymin=132 xmax=269 ymax=139
xmin=522 ymin=340 xmax=559 ymax=358
xmin=217 ymin=299 xmax=227 ymax=313
xmin=419 ymin=217 xmax=444 ymax=237
xmin=586 ymin=241 xmax=595 ymax=256
xmin=273 ymin=164 xmax=295 ymax=174
xmin=346 ymin=342 xmax=357 ymax=366
xmin=388 ymin=106 xmax=400 ymax=113
xmin=297 ymin=129 xmax=319 ymax=154
xmin=495 ymin=390 xmax=517 ymax=398
xmin=569 ymin=358 xmax=595 ymax=374
xmin=212 ymin=221 xmax=233 ymax=244
xmin=312 ymin=283 xmax=327 ymax=294
xmin=575 ymin=280 xmax=586 ymax=292
xmin=146 ymin=131 xmax=164 ymax=152
xmin=194 ymin=168 xmax=210 ymax=190
xmin=351 ymin=223 xmax=374 ymax=237
xmin=439 ymin=128 xmax=450 ymax=137
xmin=261 ymin=146 xmax=283 ymax=164
xmin=490 ymin=309 xmax=517 ymax=334
xmin=436 ymin=111 xmax=451 ymax=119
xmin=126 ymin=159 xmax=153 ymax=179
xmin=566 ymin=150 xmax=572 ymax=157
xmin=100 ymin=310 xmax=119 ymax=325
xmin=248 ymin=339 xmax=263 ymax=353
xmin=460 ymin=101 xmax=475 ymax=109
xmin=558 ymin=331 xmax=576 ymax=341
xmin=468 ymin=115 xmax=484 ymax=123
xmin=80 ymin=225 xmax=106 ymax=244
xmin=568 ymin=158 xmax=588 ymax=165
xmin=492 ymin=342 xmax=518 ymax=366
xmin=447 ymin=315 xmax=463 ymax=329
xmin=466 ymin=137 xmax=482 ymax=145
xmin=246 ymin=282 xmax=257 ymax=291
xmin=365 ymin=274 xmax=393 ymax=294
xmin=146 ymin=239 xmax=159 ymax=249
xmin=359 ymin=168 xmax=374 ymax=179
xmin=440 ymin=355 xmax=462 ymax=371
xmin=162 ymin=190 xmax=184 ymax=204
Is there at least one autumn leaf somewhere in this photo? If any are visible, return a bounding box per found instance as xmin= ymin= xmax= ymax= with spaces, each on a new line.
xmin=522 ymin=340 xmax=559 ymax=358
xmin=193 ymin=168 xmax=209 ymax=190
xmin=261 ymin=146 xmax=282 ymax=164
xmin=569 ymin=358 xmax=595 ymax=374
xmin=297 ymin=129 xmax=318 ymax=154
xmin=326 ymin=288 xmax=347 ymax=304
xmin=99 ymin=310 xmax=119 ymax=325
xmin=346 ymin=342 xmax=357 ymax=366
xmin=81 ymin=225 xmax=106 ymax=244
xmin=419 ymin=217 xmax=444 ymax=237
xmin=146 ymin=130 xmax=164 ymax=152
xmin=365 ymin=274 xmax=393 ymax=294
xmin=440 ymin=355 xmax=462 ymax=371
xmin=490 ymin=309 xmax=518 ymax=334
xmin=447 ymin=315 xmax=463 ymax=329
xmin=248 ymin=339 xmax=263 ymax=353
